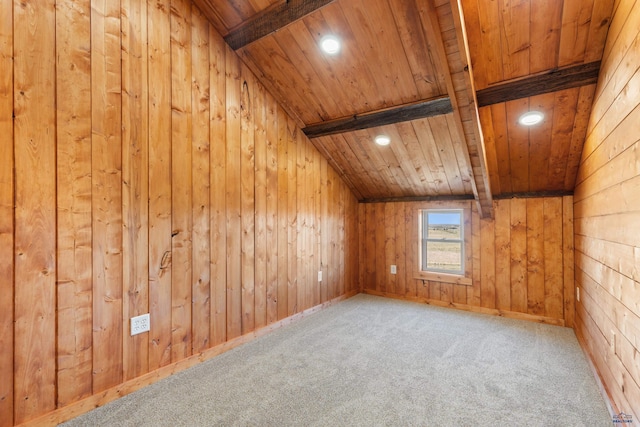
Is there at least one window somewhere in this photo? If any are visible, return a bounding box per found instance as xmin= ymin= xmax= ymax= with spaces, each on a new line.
xmin=421 ymin=209 xmax=464 ymax=275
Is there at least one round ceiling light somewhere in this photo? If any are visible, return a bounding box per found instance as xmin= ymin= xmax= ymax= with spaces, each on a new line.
xmin=320 ymin=35 xmax=341 ymax=55
xmin=518 ymin=111 xmax=544 ymax=126
xmin=375 ymin=135 xmax=391 ymax=146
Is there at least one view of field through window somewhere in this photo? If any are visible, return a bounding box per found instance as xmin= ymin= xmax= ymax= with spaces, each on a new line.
xmin=422 ymin=211 xmax=463 ymax=273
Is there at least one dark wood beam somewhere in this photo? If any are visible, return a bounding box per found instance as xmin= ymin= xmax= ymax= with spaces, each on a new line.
xmin=360 ymin=194 xmax=475 ymax=204
xmin=303 ymin=97 xmax=453 ymax=139
xmin=476 ymin=61 xmax=601 ymax=107
xmin=224 ymin=0 xmax=335 ymax=50
xmin=493 ymin=190 xmax=573 ymax=199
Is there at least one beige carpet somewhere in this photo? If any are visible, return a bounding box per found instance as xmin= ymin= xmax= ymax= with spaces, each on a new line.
xmin=61 ymin=294 xmax=612 ymax=426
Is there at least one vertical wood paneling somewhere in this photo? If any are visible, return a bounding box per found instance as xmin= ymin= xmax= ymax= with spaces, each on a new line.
xmin=276 ymin=106 xmax=289 ymax=320
xmin=209 ymin=27 xmax=227 ymax=346
xmin=170 ymin=0 xmax=193 ymax=361
xmin=287 ymin=117 xmax=298 ymax=315
xmin=338 ymin=171 xmax=346 ymax=298
xmin=225 ymin=45 xmax=242 ymax=339
xmin=3 ymin=2 xmax=360 ymax=423
xmin=299 ymin=140 xmax=308 ymax=308
xmin=509 ymin=198 xmax=528 ymax=313
xmin=191 ymin=5 xmax=211 ymax=353
xmin=320 ymin=157 xmax=329 ymax=302
xmin=311 ymin=145 xmax=320 ymax=306
xmin=265 ymin=93 xmax=278 ymax=324
xmin=562 ymin=196 xmax=575 ymax=328
xmin=295 ymin=126 xmax=305 ymax=310
xmin=494 ymin=200 xmax=510 ymax=310
xmin=395 ymin=202 xmax=406 ymax=296
xmin=240 ymin=72 xmax=256 ymax=333
xmin=0 ymin=1 xmax=13 ymax=423
xmin=543 ymin=198 xmax=563 ymax=319
xmin=56 ymin=0 xmax=93 ymax=405
xmin=526 ymin=199 xmax=544 ymax=316
xmin=148 ymin=0 xmax=173 ymax=370
xmin=469 ymin=204 xmax=481 ymax=306
xmin=384 ymin=203 xmax=396 ymax=294
xmin=327 ymin=168 xmax=337 ymax=299
xmin=480 ymin=217 xmax=496 ymax=309
xmin=13 ymin=1 xmax=57 ymax=420
xmin=9 ymin=1 xmax=56 ymax=423
xmin=374 ymin=203 xmax=386 ymax=293
xmin=254 ymin=76 xmax=267 ymax=329
xmin=404 ymin=204 xmax=416 ymax=297
xmin=360 ymin=198 xmax=573 ymax=324
xmin=122 ymin=0 xmax=150 ymax=380
xmin=91 ymin=0 xmax=123 ymax=394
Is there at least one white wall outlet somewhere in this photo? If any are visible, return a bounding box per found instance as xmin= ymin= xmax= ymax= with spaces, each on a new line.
xmin=576 ymin=287 xmax=580 ymax=302
xmin=318 ymin=271 xmax=323 ymax=282
xmin=390 ymin=265 xmax=397 ymax=275
xmin=131 ymin=313 xmax=150 ymax=336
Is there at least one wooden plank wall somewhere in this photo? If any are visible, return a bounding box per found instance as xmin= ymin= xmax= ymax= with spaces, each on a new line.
xmin=573 ymin=0 xmax=640 ymax=418
xmin=0 ymin=1 xmax=358 ymax=425
xmin=0 ymin=1 xmax=13 ymax=424
xmin=358 ymin=197 xmax=574 ymax=326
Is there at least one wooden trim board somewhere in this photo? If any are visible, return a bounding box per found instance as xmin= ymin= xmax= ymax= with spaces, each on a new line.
xmin=363 ymin=290 xmax=566 ymax=327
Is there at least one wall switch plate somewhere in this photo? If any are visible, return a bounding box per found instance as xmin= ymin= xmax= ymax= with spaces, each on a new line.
xmin=576 ymin=287 xmax=580 ymax=302
xmin=390 ymin=265 xmax=397 ymax=275
xmin=131 ymin=313 xmax=150 ymax=336
xmin=318 ymin=271 xmax=323 ymax=282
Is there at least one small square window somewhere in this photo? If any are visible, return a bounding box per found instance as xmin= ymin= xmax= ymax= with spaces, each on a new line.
xmin=421 ymin=209 xmax=464 ymax=275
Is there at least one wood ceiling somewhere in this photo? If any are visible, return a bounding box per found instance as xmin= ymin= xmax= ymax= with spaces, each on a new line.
xmin=191 ymin=0 xmax=614 ymax=217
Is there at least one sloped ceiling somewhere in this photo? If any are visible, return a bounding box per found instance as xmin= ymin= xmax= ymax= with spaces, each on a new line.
xmin=191 ymin=0 xmax=614 ymax=217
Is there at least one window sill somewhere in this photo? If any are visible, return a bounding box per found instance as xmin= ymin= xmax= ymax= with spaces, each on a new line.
xmin=414 ymin=271 xmax=472 ymax=286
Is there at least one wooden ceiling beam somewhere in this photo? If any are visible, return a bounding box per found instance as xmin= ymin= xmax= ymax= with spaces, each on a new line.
xmin=422 ymin=0 xmax=493 ymax=218
xmin=224 ymin=0 xmax=335 ymax=50
xmin=360 ymin=194 xmax=475 ymax=204
xmin=476 ymin=61 xmax=601 ymax=107
xmin=302 ymin=97 xmax=453 ymax=138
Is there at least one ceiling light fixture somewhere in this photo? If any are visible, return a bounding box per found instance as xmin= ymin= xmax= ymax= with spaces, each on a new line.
xmin=320 ymin=35 xmax=341 ymax=55
xmin=518 ymin=111 xmax=544 ymax=126
xmin=375 ymin=135 xmax=391 ymax=146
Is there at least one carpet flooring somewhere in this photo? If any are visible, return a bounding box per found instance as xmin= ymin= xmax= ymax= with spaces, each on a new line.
xmin=61 ymin=294 xmax=613 ymax=426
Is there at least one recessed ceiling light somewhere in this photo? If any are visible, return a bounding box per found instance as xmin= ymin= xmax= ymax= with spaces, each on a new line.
xmin=518 ymin=111 xmax=544 ymax=126
xmin=320 ymin=35 xmax=341 ymax=55
xmin=375 ymin=135 xmax=391 ymax=146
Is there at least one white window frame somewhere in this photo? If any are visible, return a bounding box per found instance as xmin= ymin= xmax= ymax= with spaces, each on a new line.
xmin=420 ymin=209 xmax=465 ymax=275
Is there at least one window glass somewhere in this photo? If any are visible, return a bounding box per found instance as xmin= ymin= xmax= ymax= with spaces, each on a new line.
xmin=422 ymin=210 xmax=464 ymax=274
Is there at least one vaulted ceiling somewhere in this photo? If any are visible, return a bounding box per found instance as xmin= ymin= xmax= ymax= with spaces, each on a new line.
xmin=191 ymin=0 xmax=614 ymax=217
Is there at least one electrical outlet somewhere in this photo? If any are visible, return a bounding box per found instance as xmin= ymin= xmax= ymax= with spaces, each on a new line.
xmin=576 ymin=287 xmax=580 ymax=302
xmin=390 ymin=265 xmax=397 ymax=275
xmin=131 ymin=313 xmax=150 ymax=336
xmin=318 ymin=271 xmax=323 ymax=282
